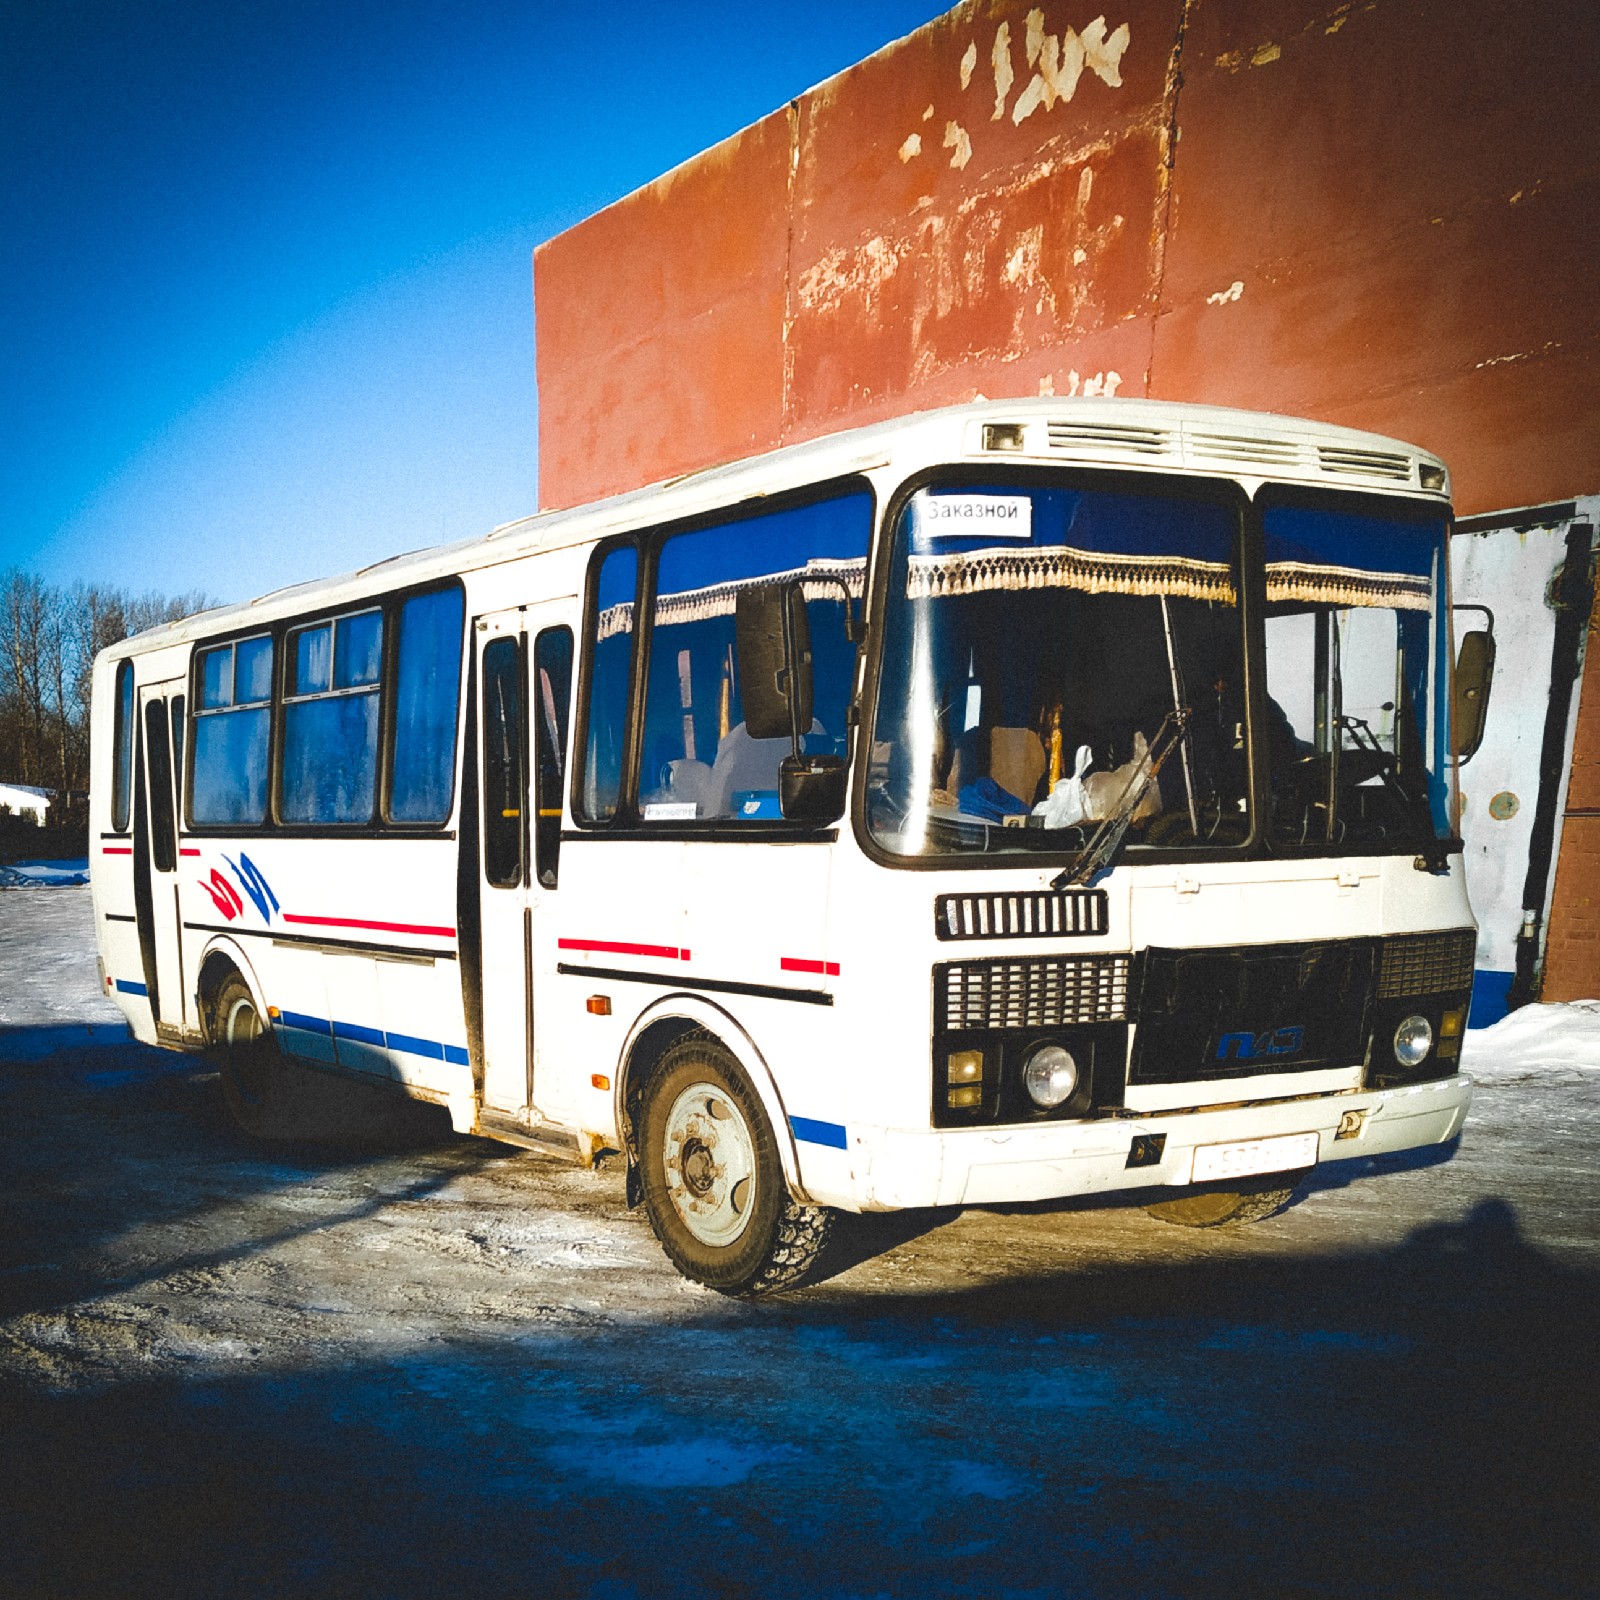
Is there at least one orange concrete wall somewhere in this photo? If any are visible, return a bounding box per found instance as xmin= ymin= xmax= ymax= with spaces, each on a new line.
xmin=534 ymin=0 xmax=1598 ymax=518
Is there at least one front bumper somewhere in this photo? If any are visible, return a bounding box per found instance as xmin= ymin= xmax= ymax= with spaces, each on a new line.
xmin=852 ymin=1072 xmax=1471 ymax=1210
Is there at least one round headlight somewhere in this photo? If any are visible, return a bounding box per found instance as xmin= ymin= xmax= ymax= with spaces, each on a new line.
xmin=1393 ymin=1014 xmax=1434 ymax=1067
xmin=1022 ymin=1044 xmax=1079 ymax=1109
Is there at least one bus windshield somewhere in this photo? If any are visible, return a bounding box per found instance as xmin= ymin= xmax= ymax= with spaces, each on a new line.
xmin=866 ymin=478 xmax=1456 ymax=863
xmin=867 ymin=478 xmax=1250 ymax=859
xmin=1260 ymin=493 xmax=1454 ymax=850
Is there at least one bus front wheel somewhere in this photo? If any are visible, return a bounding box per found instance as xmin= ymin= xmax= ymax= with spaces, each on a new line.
xmin=1143 ymin=1169 xmax=1309 ymax=1228
xmin=638 ymin=1035 xmax=832 ymax=1295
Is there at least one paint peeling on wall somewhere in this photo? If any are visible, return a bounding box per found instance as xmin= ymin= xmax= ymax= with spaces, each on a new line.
xmin=899 ymin=133 xmax=923 ymax=162
xmin=991 ymin=22 xmax=1015 ymax=119
xmin=960 ymin=41 xmax=977 ymax=88
xmin=1206 ymin=279 xmax=1244 ymax=305
xmin=943 ymin=120 xmax=973 ymax=168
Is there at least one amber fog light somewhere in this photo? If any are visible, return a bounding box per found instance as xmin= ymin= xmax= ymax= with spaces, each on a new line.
xmin=1393 ymin=1014 xmax=1434 ymax=1068
xmin=947 ymin=1049 xmax=985 ymax=1110
xmin=1022 ymin=1044 xmax=1079 ymax=1109
xmin=1438 ymin=1007 xmax=1466 ymax=1060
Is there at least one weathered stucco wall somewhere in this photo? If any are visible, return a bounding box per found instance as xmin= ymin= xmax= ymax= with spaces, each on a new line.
xmin=534 ymin=0 xmax=1598 ymax=517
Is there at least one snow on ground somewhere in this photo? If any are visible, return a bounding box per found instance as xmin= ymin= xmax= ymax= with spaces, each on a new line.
xmin=1 ymin=888 xmax=1597 ymax=1598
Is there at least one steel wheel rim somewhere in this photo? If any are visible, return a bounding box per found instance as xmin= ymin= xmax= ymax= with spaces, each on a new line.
xmin=224 ymin=994 xmax=268 ymax=1105
xmin=662 ymin=1079 xmax=757 ymax=1247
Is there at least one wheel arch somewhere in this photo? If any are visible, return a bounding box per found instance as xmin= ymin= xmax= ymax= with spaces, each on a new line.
xmin=195 ymin=936 xmax=267 ymax=1044
xmin=613 ymin=995 xmax=808 ymax=1199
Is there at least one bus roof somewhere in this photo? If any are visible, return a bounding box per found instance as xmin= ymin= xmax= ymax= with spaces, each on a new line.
xmin=103 ymin=396 xmax=1450 ymax=656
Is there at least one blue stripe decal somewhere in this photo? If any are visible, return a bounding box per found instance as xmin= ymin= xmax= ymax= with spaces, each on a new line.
xmin=333 ymin=1020 xmax=386 ymax=1048
xmin=272 ymin=1009 xmax=468 ymax=1065
xmin=385 ymin=1031 xmax=443 ymax=1061
xmin=114 ymin=978 xmax=148 ymax=997
xmin=790 ymin=1115 xmax=848 ymax=1150
xmin=278 ymin=1010 xmax=332 ymax=1037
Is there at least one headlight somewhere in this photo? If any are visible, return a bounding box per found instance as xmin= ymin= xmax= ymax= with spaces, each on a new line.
xmin=1393 ymin=1014 xmax=1434 ymax=1067
xmin=1022 ymin=1044 xmax=1079 ymax=1108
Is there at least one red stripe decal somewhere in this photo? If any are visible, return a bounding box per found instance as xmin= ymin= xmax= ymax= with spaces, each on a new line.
xmin=558 ymin=938 xmax=691 ymax=962
xmin=282 ymin=914 xmax=456 ymax=938
xmin=101 ymin=846 xmax=133 ymax=856
xmin=781 ymin=957 xmax=840 ymax=977
xmin=179 ymin=848 xmax=202 ymax=857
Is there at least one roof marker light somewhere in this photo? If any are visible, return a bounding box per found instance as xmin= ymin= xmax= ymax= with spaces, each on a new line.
xmin=983 ymin=422 xmax=1026 ymax=452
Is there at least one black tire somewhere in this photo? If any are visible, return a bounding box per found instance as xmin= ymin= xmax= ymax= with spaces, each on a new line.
xmin=1144 ymin=1168 xmax=1310 ymax=1229
xmin=208 ymin=972 xmax=295 ymax=1138
xmin=638 ymin=1034 xmax=832 ymax=1295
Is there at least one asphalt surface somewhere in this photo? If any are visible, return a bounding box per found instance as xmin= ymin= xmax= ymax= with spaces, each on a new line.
xmin=2 ymin=888 xmax=1597 ymax=1599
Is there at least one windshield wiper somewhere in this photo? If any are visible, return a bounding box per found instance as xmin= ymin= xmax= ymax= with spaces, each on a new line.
xmin=1054 ymin=709 xmax=1191 ymax=888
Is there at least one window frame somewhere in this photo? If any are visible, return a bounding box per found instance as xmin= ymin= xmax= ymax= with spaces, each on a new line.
xmin=189 ymin=632 xmax=276 ymax=829
xmin=180 ymin=576 xmax=467 ymax=839
xmin=569 ymin=474 xmax=876 ymax=839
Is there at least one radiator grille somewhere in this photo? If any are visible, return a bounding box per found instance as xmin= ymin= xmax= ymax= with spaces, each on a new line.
xmin=935 ymin=889 xmax=1108 ymax=941
xmin=938 ymin=956 xmax=1129 ymax=1031
xmin=1378 ymin=930 xmax=1477 ymax=998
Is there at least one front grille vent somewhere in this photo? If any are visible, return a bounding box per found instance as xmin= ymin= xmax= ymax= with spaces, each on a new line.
xmin=1047 ymin=421 xmax=1172 ymax=457
xmin=939 ymin=955 xmax=1129 ymax=1031
xmin=1187 ymin=431 xmax=1304 ymax=470
xmin=935 ymin=889 xmax=1108 ymax=941
xmin=1317 ymin=445 xmax=1412 ymax=483
xmin=1378 ymin=930 xmax=1477 ymax=998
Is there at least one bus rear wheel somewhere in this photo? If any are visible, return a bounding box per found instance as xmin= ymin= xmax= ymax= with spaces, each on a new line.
xmin=209 ymin=973 xmax=291 ymax=1138
xmin=638 ymin=1036 xmax=831 ymax=1296
xmin=1144 ymin=1169 xmax=1309 ymax=1229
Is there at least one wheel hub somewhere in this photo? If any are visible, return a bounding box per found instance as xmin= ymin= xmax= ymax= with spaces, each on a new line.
xmin=661 ymin=1080 xmax=758 ymax=1248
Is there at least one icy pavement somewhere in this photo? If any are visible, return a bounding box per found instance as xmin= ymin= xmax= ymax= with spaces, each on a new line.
xmin=1 ymin=889 xmax=1597 ymax=1599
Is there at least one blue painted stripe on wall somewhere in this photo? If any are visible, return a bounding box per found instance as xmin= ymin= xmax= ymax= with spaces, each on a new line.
xmin=278 ymin=1010 xmax=332 ymax=1037
xmin=790 ymin=1115 xmax=848 ymax=1150
xmin=1470 ymin=969 xmax=1514 ymax=1029
xmin=443 ymin=1044 xmax=470 ymax=1066
xmin=114 ymin=978 xmax=148 ymax=996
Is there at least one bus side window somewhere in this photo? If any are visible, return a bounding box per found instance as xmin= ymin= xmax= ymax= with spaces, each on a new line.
xmin=112 ymin=660 xmax=134 ymax=831
xmin=281 ymin=611 xmax=383 ymax=824
xmin=639 ymin=492 xmax=870 ymax=823
xmin=169 ymin=695 xmax=185 ymax=828
xmin=482 ymin=635 xmax=525 ymax=888
xmin=143 ymin=699 xmax=177 ymax=871
xmin=577 ymin=544 xmax=638 ymax=822
xmin=532 ymin=626 xmax=573 ymax=886
xmin=388 ymin=585 xmax=465 ymax=824
xmin=192 ymin=635 xmax=273 ymax=826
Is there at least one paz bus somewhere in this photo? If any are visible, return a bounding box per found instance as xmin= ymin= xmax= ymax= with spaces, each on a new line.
xmin=91 ymin=398 xmax=1491 ymax=1294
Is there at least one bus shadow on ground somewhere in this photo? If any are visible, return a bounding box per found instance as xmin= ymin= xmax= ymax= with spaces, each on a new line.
xmin=0 ymin=1193 xmax=1594 ymax=1600
xmin=0 ymin=1023 xmax=495 ymax=1324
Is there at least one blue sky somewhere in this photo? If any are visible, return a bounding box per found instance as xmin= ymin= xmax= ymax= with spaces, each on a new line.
xmin=3 ymin=0 xmax=946 ymax=606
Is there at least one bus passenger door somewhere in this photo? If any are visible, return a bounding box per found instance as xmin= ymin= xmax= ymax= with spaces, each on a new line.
xmin=475 ymin=604 xmax=576 ymax=1118
xmin=135 ymin=678 xmax=189 ymax=1040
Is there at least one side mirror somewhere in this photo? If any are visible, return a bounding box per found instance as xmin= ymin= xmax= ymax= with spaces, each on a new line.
xmin=736 ymin=584 xmax=813 ymax=744
xmin=1453 ymin=627 xmax=1495 ymax=763
xmin=780 ymin=754 xmax=847 ymax=824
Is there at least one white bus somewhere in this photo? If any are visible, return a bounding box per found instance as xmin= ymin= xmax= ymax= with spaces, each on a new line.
xmin=91 ymin=398 xmax=1490 ymax=1294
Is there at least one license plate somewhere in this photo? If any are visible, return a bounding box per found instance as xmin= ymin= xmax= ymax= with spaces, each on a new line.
xmin=1191 ymin=1130 xmax=1319 ymax=1184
